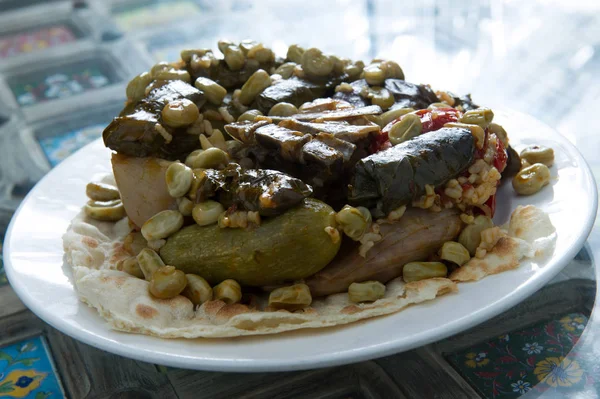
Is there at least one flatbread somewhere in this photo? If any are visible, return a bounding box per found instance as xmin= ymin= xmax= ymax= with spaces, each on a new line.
xmin=63 ymin=190 xmax=554 ymax=338
xmin=63 ymin=207 xmax=458 ymax=337
xmin=450 ymin=205 xmax=556 ymax=282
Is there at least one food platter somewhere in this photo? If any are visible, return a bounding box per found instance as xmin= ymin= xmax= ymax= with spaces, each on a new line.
xmin=3 ymin=108 xmax=597 ymax=372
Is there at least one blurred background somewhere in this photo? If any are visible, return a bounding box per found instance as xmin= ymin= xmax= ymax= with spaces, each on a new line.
xmin=0 ymin=0 xmax=598 ymax=398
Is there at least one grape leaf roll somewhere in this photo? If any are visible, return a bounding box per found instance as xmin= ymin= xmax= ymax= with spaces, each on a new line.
xmin=348 ymin=127 xmax=475 ymax=214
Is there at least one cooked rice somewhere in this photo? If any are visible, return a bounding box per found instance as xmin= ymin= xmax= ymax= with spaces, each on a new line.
xmin=324 ymin=226 xmax=341 ymax=244
xmin=460 ymin=213 xmax=475 ymax=224
xmin=218 ymin=107 xmax=235 ymax=123
xmin=154 ymin=123 xmax=172 ymax=144
xmin=475 ymin=226 xmax=506 ymax=259
xmin=218 ymin=210 xmax=262 ymax=229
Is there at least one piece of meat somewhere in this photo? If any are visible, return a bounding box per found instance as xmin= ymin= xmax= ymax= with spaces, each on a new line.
xmin=112 ymin=153 xmax=176 ymax=228
xmin=305 ymin=208 xmax=462 ymax=297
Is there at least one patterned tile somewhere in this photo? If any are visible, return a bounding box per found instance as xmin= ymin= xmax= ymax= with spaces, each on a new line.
xmin=446 ymin=313 xmax=595 ymax=398
xmin=0 ymin=336 xmax=64 ymax=398
xmin=0 ymin=25 xmax=77 ymax=59
xmin=9 ymin=62 xmax=114 ymax=107
xmin=112 ymin=0 xmax=201 ymax=32
xmin=38 ymin=124 xmax=105 ymax=167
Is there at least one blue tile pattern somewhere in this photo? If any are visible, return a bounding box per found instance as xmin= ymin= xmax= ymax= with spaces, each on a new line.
xmin=38 ymin=124 xmax=105 ymax=167
xmin=0 ymin=336 xmax=64 ymax=398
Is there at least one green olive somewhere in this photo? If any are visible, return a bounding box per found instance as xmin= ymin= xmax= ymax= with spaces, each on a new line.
xmin=403 ymin=262 xmax=447 ymax=283
xmin=458 ymin=215 xmax=494 ymax=255
xmin=194 ymin=77 xmax=227 ymax=105
xmin=438 ymin=241 xmax=471 ymax=266
xmin=182 ymin=274 xmax=213 ymax=306
xmin=213 ymin=279 xmax=242 ymax=304
xmin=192 ymin=201 xmax=225 ymax=226
xmin=191 ymin=147 xmax=229 ymax=169
xmin=239 ymin=69 xmax=271 ymax=105
xmin=268 ymin=102 xmax=299 ymax=117
xmin=268 ymin=283 xmax=312 ymax=310
xmin=149 ymin=266 xmax=187 ymax=299
xmin=165 ymin=162 xmax=193 ymax=198
xmin=388 ymin=114 xmax=422 ymax=145
xmin=161 ymin=99 xmax=199 ymax=128
xmin=520 ymin=145 xmax=554 ymax=167
xmin=512 ymin=163 xmax=551 ymax=195
xmin=301 ymin=48 xmax=334 ymax=77
xmin=348 ymin=281 xmax=385 ymax=303
xmin=84 ymin=199 xmax=125 ymax=221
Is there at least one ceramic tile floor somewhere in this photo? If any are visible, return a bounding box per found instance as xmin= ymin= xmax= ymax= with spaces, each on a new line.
xmin=0 ymin=336 xmax=64 ymax=399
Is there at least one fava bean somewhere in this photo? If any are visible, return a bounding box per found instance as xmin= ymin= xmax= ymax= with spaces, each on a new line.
xmin=348 ymin=281 xmax=385 ymax=303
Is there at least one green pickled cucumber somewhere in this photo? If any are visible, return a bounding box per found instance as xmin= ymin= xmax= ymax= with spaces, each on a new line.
xmin=160 ymin=198 xmax=340 ymax=286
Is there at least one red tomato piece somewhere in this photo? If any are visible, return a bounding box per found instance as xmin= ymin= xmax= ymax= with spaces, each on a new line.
xmin=415 ymin=108 xmax=461 ymax=133
xmin=484 ymin=194 xmax=496 ymax=217
xmin=493 ymin=137 xmax=508 ymax=172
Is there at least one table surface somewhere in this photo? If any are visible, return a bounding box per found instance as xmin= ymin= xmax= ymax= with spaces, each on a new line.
xmin=0 ymin=0 xmax=599 ymax=398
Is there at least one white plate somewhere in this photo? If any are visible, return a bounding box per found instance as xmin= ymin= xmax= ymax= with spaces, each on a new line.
xmin=4 ymin=109 xmax=597 ymax=372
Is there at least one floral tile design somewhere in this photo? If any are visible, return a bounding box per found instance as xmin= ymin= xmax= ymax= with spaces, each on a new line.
xmin=445 ymin=312 xmax=594 ymax=398
xmin=0 ymin=336 xmax=64 ymax=398
xmin=112 ymin=1 xmax=201 ymax=32
xmin=9 ymin=64 xmax=113 ymax=107
xmin=38 ymin=124 xmax=106 ymax=167
xmin=0 ymin=25 xmax=77 ymax=59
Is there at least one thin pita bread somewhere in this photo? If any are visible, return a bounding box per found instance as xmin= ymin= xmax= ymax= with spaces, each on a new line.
xmin=63 ymin=210 xmax=456 ymax=338
xmin=450 ymin=205 xmax=556 ymax=282
xmin=64 ymin=189 xmax=554 ymax=337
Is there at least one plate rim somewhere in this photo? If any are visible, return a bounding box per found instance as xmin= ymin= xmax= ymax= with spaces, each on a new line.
xmin=3 ymin=109 xmax=598 ymax=372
